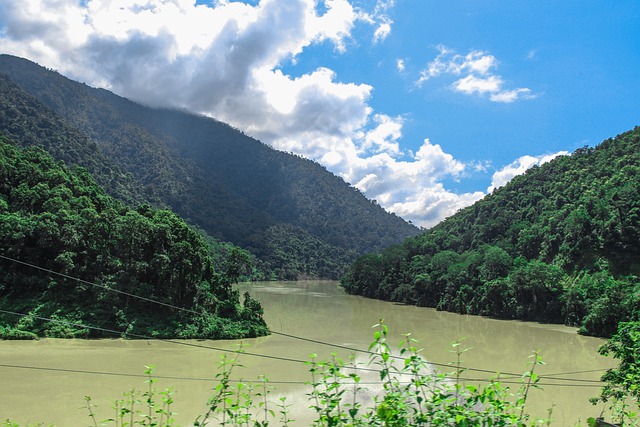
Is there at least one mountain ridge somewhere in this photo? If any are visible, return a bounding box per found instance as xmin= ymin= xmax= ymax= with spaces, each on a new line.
xmin=0 ymin=54 xmax=419 ymax=279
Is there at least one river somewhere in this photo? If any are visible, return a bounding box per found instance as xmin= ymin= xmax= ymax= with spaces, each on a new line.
xmin=0 ymin=280 xmax=614 ymax=426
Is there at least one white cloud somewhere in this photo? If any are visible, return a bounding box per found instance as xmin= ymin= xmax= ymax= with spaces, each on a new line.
xmin=417 ymin=45 xmax=497 ymax=82
xmin=306 ymin=0 xmax=357 ymax=53
xmin=359 ymin=114 xmax=403 ymax=156
xmin=488 ymin=151 xmax=569 ymax=192
xmin=373 ymin=19 xmax=392 ymax=43
xmin=356 ymin=0 xmax=395 ymax=44
xmin=335 ymin=139 xmax=484 ymax=228
xmin=418 ymin=45 xmax=535 ymax=103
xmin=465 ymin=50 xmax=497 ymax=75
xmin=0 ymin=0 xmax=541 ymax=229
xmin=389 ymin=187 xmax=485 ymax=227
xmin=453 ymin=75 xmax=503 ymax=95
xmin=489 ymin=88 xmax=536 ymax=103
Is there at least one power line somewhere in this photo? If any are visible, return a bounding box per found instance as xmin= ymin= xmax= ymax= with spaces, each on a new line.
xmin=0 ymin=254 xmax=607 ymax=384
xmin=1 ymin=307 xmax=606 ymax=389
xmin=266 ymin=330 xmax=516 ymax=377
xmin=0 ymin=309 xmax=309 ymax=366
xmin=0 ymin=363 xmax=603 ymax=389
xmin=541 ymin=368 xmax=608 ymax=377
xmin=0 ymin=255 xmax=456 ymax=369
xmin=0 ymin=363 xmax=213 ymax=382
xmin=536 ymin=375 xmax=602 ymax=384
xmin=0 ymin=363 xmax=313 ymax=385
xmin=0 ymin=254 xmax=200 ymax=315
xmin=0 ymin=308 xmax=383 ymax=375
xmin=250 ymin=330 xmax=603 ymax=383
xmin=0 ymin=307 xmax=605 ymax=387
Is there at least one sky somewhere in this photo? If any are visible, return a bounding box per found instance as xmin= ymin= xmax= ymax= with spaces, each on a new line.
xmin=1 ymin=0 xmax=639 ymax=228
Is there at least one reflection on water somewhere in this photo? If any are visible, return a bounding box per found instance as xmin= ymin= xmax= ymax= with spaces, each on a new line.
xmin=0 ymin=281 xmax=613 ymax=426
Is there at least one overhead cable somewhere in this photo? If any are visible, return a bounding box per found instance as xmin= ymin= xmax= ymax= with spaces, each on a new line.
xmin=0 ymin=363 xmax=603 ymax=389
xmin=0 ymin=254 xmax=606 ymax=384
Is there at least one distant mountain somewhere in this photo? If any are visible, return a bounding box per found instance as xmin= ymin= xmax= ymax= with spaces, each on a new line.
xmin=0 ymin=54 xmax=419 ymax=279
xmin=342 ymin=127 xmax=640 ymax=337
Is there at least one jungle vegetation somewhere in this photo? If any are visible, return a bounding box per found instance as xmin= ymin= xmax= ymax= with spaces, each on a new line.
xmin=342 ymin=127 xmax=640 ymax=338
xmin=0 ymin=136 xmax=267 ymax=339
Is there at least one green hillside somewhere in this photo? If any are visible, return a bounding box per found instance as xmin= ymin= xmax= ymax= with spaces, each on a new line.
xmin=0 ymin=54 xmax=419 ymax=280
xmin=0 ymin=137 xmax=267 ymax=339
xmin=342 ymin=127 xmax=640 ymax=337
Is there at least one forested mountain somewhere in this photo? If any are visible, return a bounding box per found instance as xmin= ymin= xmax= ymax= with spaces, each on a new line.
xmin=0 ymin=54 xmax=419 ymax=279
xmin=342 ymin=127 xmax=640 ymax=337
xmin=0 ymin=137 xmax=267 ymax=339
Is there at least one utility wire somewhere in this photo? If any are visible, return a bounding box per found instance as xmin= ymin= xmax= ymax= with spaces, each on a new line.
xmin=264 ymin=330 xmax=514 ymax=377
xmin=0 ymin=309 xmax=308 ymax=366
xmin=0 ymin=254 xmax=606 ymax=383
xmin=0 ymin=362 xmax=603 ymax=389
xmin=0 ymin=307 xmax=604 ymax=388
xmin=0 ymin=308 xmax=383 ymax=375
xmin=0 ymin=254 xmax=481 ymax=371
xmin=0 ymin=363 xmax=340 ymax=385
xmin=1 ymin=307 xmax=605 ymax=388
xmin=540 ymin=368 xmax=608 ymax=377
xmin=0 ymin=254 xmax=200 ymax=315
xmin=0 ymin=306 xmax=606 ymax=387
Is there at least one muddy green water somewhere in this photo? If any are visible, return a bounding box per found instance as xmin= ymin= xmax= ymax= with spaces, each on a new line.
xmin=1 ymin=281 xmax=613 ymax=425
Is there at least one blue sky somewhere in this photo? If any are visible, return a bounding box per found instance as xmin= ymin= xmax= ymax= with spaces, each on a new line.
xmin=1 ymin=0 xmax=639 ymax=227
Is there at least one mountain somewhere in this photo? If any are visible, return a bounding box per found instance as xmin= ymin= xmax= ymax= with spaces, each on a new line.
xmin=342 ymin=127 xmax=640 ymax=337
xmin=0 ymin=54 xmax=419 ymax=279
xmin=0 ymin=136 xmax=268 ymax=339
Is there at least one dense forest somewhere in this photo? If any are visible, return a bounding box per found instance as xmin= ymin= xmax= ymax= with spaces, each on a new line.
xmin=0 ymin=136 xmax=268 ymax=339
xmin=0 ymin=54 xmax=419 ymax=280
xmin=342 ymin=127 xmax=640 ymax=338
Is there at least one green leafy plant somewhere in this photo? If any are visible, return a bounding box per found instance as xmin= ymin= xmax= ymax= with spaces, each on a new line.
xmin=590 ymin=321 xmax=640 ymax=426
xmin=84 ymin=366 xmax=176 ymax=427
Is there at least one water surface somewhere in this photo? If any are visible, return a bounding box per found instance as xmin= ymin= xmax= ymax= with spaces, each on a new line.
xmin=0 ymin=281 xmax=613 ymax=425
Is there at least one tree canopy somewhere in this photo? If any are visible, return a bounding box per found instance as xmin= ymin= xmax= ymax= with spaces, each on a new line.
xmin=0 ymin=136 xmax=267 ymax=339
xmin=342 ymin=127 xmax=640 ymax=337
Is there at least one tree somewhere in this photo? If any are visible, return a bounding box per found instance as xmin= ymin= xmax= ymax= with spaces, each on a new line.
xmin=593 ymin=321 xmax=640 ymax=425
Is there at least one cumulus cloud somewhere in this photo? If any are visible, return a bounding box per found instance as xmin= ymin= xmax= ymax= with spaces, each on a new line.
xmin=0 ymin=0 xmax=539 ymax=229
xmin=342 ymin=139 xmax=484 ymax=227
xmin=358 ymin=114 xmax=403 ymax=156
xmin=488 ymin=151 xmax=569 ymax=192
xmin=418 ymin=45 xmax=536 ymax=103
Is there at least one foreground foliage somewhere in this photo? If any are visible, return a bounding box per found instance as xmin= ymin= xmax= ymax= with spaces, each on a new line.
xmin=0 ymin=137 xmax=267 ymax=339
xmin=591 ymin=321 xmax=640 ymax=426
xmin=342 ymin=127 xmax=640 ymax=338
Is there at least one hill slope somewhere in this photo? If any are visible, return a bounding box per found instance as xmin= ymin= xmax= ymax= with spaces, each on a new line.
xmin=0 ymin=136 xmax=267 ymax=339
xmin=0 ymin=54 xmax=419 ymax=279
xmin=342 ymin=127 xmax=640 ymax=337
